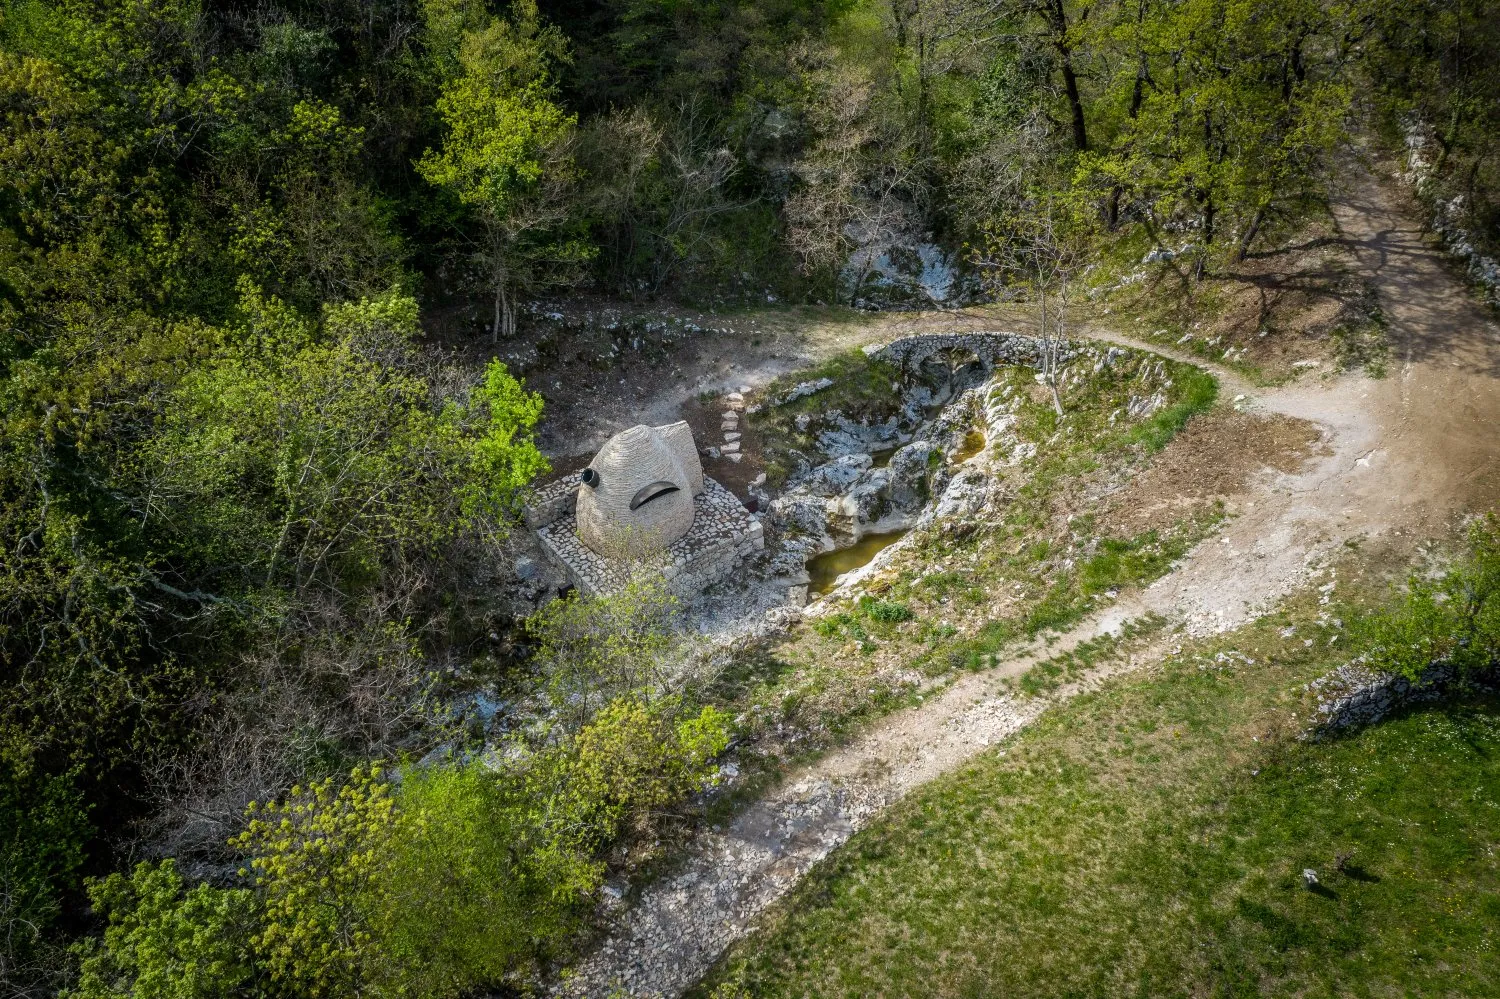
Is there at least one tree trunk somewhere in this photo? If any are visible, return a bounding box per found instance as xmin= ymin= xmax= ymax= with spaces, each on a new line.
xmin=1236 ymin=206 xmax=1266 ymax=261
xmin=1037 ymin=290 xmax=1065 ymax=415
xmin=1106 ymin=53 xmax=1148 ymax=229
xmin=1196 ymin=193 xmax=1216 ymax=281
xmin=1048 ymin=0 xmax=1089 ymax=153
xmin=498 ymin=282 xmax=510 ymax=345
xmin=1060 ymin=55 xmax=1088 ymax=153
xmin=498 ymin=282 xmax=514 ymax=341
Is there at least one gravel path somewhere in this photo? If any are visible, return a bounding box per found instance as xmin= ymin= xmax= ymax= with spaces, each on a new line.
xmin=553 ymin=154 xmax=1500 ymax=998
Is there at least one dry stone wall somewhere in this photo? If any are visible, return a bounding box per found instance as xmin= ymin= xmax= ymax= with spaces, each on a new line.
xmin=524 ymin=477 xmax=580 ymax=529
xmin=1302 ymin=658 xmax=1495 ymax=738
xmin=872 ymin=330 xmax=1054 ymax=373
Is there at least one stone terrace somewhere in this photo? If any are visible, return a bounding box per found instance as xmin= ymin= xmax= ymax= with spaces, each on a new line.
xmin=533 ymin=477 xmax=763 ymax=597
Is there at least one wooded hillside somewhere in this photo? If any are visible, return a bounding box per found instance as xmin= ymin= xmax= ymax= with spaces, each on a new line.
xmin=2 ymin=0 xmax=1497 ymax=996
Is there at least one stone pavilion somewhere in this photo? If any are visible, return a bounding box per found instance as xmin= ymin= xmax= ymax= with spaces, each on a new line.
xmin=527 ymin=421 xmax=762 ymax=596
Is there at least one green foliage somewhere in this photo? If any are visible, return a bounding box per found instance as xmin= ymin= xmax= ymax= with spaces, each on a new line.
xmin=417 ymin=0 xmax=590 ymax=339
xmin=1123 ymin=366 xmax=1220 ymax=453
xmin=232 ymin=767 xmax=397 ymax=996
xmin=1366 ymin=0 xmax=1500 ymax=259
xmin=524 ymin=579 xmax=680 ymax=732
xmin=1 ymin=759 xmax=88 ymax=990
xmin=814 ymin=596 xmax=916 ymax=650
xmin=69 ymin=860 xmax=256 ymax=999
xmin=1080 ymin=0 xmax=1354 ymax=267
xmin=749 ymin=349 xmax=903 ymax=487
xmin=1355 ymin=514 xmax=1500 ymax=681
xmin=148 ymin=283 xmax=547 ymax=588
xmin=228 ymin=699 xmax=729 ymax=997
xmin=1021 ymin=519 xmax=1217 ymax=638
xmin=3 ymin=0 xmax=1497 ymax=989
xmin=860 ymin=598 xmax=913 ymax=624
xmin=557 ymin=697 xmax=732 ymax=839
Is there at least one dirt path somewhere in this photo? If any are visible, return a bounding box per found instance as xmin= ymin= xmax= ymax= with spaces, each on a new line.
xmin=554 ymin=157 xmax=1500 ymax=998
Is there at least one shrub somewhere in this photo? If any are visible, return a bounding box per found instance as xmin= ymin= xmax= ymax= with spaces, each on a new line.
xmin=2 ymin=762 xmax=88 ymax=993
xmin=1356 ymin=514 xmax=1500 ymax=681
xmin=69 ymin=860 xmax=256 ymax=999
xmin=232 ymin=767 xmax=398 ymax=996
xmin=525 ymin=579 xmax=681 ymax=733
xmin=223 ymin=697 xmax=731 ymax=998
xmin=861 ymin=599 xmax=914 ymax=624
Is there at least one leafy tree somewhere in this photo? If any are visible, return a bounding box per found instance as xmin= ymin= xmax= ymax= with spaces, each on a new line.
xmin=139 ymin=282 xmax=547 ymax=600
xmin=232 ymin=767 xmax=395 ymax=996
xmin=418 ymin=0 xmax=591 ymax=340
xmin=217 ymin=99 xmax=406 ymax=312
xmin=68 ymin=860 xmax=257 ymax=999
xmin=1365 ymin=0 xmax=1500 ymax=252
xmin=785 ymin=45 xmax=924 ymax=303
xmin=232 ymin=702 xmax=729 ymax=998
xmin=0 ymin=276 xmax=547 ymax=976
xmin=0 ymin=0 xmax=242 ymax=314
xmin=1079 ymin=0 xmax=1352 ymax=272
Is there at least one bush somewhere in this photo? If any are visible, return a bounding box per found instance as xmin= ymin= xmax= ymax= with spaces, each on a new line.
xmin=69 ymin=860 xmax=256 ymax=999
xmin=222 ymin=698 xmax=731 ymax=998
xmin=2 ymin=762 xmax=88 ymax=993
xmin=1356 ymin=514 xmax=1500 ymax=681
xmin=525 ymin=580 xmax=681 ymax=734
xmin=860 ymin=599 xmax=914 ymax=624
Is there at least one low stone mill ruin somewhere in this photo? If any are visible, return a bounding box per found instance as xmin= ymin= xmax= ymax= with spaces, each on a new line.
xmin=527 ymin=421 xmax=762 ymax=596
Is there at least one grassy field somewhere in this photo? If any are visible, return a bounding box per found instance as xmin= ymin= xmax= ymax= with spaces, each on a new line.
xmin=700 ymin=598 xmax=1500 ymax=998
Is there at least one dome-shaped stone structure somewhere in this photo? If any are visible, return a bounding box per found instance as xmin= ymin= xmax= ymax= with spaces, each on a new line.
xmin=577 ymin=422 xmax=704 ymax=558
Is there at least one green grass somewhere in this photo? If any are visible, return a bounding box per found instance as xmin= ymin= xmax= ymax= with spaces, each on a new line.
xmin=1014 ymin=614 xmax=1168 ymax=696
xmin=1125 ymin=365 xmax=1219 ymax=451
xmin=702 ymin=610 xmax=1500 ymax=998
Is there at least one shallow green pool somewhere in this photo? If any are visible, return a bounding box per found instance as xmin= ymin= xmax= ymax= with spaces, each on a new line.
xmin=807 ymin=530 xmax=909 ymax=597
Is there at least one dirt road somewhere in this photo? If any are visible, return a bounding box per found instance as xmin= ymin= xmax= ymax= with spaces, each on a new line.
xmin=554 ymin=155 xmax=1500 ymax=998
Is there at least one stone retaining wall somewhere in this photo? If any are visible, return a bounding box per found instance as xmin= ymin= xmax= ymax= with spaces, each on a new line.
xmin=1302 ymin=657 xmax=1494 ymax=739
xmin=523 ymin=476 xmax=579 ymax=529
xmin=535 ymin=477 xmax=763 ymax=597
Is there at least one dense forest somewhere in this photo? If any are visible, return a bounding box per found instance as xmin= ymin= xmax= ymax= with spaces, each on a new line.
xmin=2 ymin=0 xmax=1499 ymax=995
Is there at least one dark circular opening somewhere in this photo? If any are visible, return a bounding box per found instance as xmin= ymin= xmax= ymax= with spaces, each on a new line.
xmin=580 ymin=468 xmax=601 ymax=488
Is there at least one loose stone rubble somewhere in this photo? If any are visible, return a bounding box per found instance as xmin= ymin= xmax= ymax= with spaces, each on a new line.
xmin=1401 ymin=117 xmax=1500 ymax=306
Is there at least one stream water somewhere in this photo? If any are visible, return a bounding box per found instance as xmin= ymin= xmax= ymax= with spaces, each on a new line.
xmin=806 ymin=530 xmax=909 ymax=597
xmin=803 ymin=431 xmax=987 ymax=598
xmin=953 ymin=429 xmax=987 ymax=463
